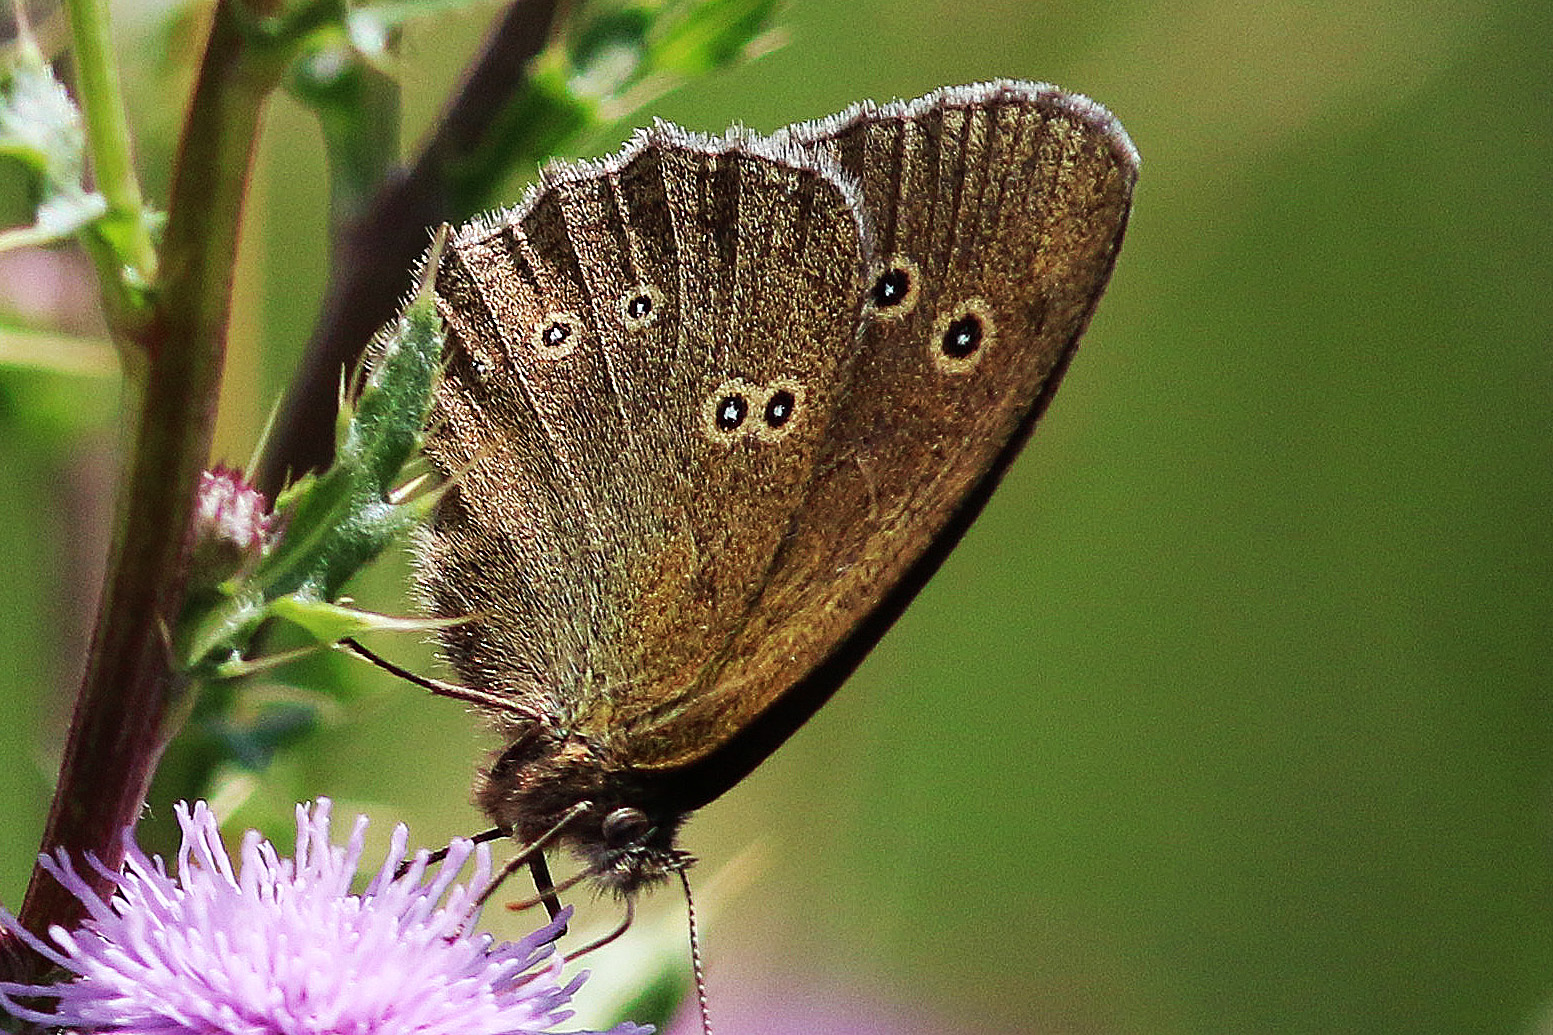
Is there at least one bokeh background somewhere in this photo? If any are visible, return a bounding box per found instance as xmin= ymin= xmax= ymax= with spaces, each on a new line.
xmin=1 ymin=0 xmax=1550 ymax=1032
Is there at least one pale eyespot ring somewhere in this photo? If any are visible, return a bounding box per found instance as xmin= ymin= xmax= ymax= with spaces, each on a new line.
xmin=528 ymin=310 xmax=583 ymax=359
xmin=620 ymin=284 xmax=666 ymax=332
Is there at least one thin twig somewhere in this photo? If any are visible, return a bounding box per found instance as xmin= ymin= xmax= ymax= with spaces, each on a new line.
xmin=60 ymin=0 xmax=156 ymax=299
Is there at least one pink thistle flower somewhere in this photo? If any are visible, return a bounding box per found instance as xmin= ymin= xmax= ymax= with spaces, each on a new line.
xmin=0 ymin=800 xmax=648 ymax=1035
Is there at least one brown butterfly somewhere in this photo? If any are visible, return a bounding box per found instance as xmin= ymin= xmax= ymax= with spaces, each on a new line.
xmin=412 ymin=80 xmax=1137 ymax=900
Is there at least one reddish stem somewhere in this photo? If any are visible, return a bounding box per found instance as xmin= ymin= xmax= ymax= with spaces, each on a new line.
xmin=0 ymin=2 xmax=282 ymax=982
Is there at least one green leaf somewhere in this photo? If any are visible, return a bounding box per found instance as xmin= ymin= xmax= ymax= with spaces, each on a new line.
xmin=176 ymin=279 xmax=445 ymax=672
xmin=644 ymin=0 xmax=784 ymax=77
xmin=207 ymin=701 xmax=323 ymax=771
xmin=266 ymin=596 xmax=463 ymax=644
xmin=604 ymin=963 xmax=689 ymax=1033
xmin=435 ymin=0 xmax=788 ymax=214
xmin=286 ymin=24 xmax=401 ymax=222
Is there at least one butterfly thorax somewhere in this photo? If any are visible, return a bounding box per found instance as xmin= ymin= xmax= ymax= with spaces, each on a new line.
xmin=476 ymin=721 xmax=689 ymax=895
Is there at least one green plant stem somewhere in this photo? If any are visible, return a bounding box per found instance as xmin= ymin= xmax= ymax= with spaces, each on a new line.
xmin=0 ymin=1 xmax=288 ymax=984
xmin=61 ymin=0 xmax=157 ymax=308
xmin=317 ymin=44 xmax=402 ymax=229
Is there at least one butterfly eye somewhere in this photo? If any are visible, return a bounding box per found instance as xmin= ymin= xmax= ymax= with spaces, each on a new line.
xmin=931 ymin=298 xmax=995 ymax=373
xmin=866 ymin=256 xmax=921 ymax=318
xmin=528 ymin=310 xmax=582 ymax=358
xmin=601 ymin=807 xmax=651 ymax=848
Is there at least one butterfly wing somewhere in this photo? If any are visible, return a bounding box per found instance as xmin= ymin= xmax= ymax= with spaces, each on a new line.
xmin=418 ymin=127 xmax=870 ymax=757
xmin=637 ymin=82 xmax=1139 ymax=794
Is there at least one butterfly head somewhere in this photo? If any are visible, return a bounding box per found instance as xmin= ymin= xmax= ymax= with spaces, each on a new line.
xmin=587 ymin=804 xmax=695 ymax=893
xmin=478 ymin=722 xmax=690 ymax=895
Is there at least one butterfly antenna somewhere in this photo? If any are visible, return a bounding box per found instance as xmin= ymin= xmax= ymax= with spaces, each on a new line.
xmin=679 ymin=865 xmax=714 ymax=1035
xmin=339 ymin=636 xmax=541 ymax=718
xmin=562 ymin=895 xmax=635 ymax=962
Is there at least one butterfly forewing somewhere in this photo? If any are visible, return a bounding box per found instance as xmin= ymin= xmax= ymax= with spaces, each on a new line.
xmin=636 ymin=82 xmax=1139 ymax=778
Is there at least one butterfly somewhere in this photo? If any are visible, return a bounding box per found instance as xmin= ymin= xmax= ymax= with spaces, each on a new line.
xmin=412 ymin=79 xmax=1137 ymax=898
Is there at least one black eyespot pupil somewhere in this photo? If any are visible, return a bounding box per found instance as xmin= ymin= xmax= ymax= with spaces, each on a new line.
xmin=542 ymin=321 xmax=570 ymax=347
xmin=627 ymin=294 xmax=652 ymax=319
xmin=764 ymin=389 xmax=796 ymax=428
xmin=941 ymin=314 xmax=983 ymax=358
xmin=716 ymin=394 xmax=747 ymax=431
xmin=872 ymin=267 xmax=911 ymax=307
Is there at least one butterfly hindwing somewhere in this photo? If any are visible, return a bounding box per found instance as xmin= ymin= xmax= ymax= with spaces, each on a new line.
xmin=419 ymin=128 xmax=870 ymax=758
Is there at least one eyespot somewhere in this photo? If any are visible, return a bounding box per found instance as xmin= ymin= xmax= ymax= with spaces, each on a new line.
xmin=451 ymin=330 xmax=494 ymax=383
xmin=540 ymin=321 xmax=570 ymax=347
xmin=528 ymin=310 xmax=582 ymax=358
xmin=942 ymin=314 xmax=981 ymax=356
xmin=620 ymin=284 xmax=664 ymax=332
xmin=752 ymin=378 xmax=806 ymax=442
xmin=930 ymin=298 xmax=995 ymax=373
xmin=764 ymin=389 xmax=795 ymax=428
xmin=704 ymin=378 xmax=806 ymax=443
xmin=703 ymin=378 xmax=760 ymax=442
xmin=865 ymin=256 xmax=921 ymax=318
xmin=601 ymin=807 xmax=651 ymax=848
xmin=717 ymin=394 xmax=747 ymax=430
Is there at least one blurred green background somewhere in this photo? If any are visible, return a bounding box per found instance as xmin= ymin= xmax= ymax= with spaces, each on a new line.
xmin=1 ymin=0 xmax=1550 ymax=1032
